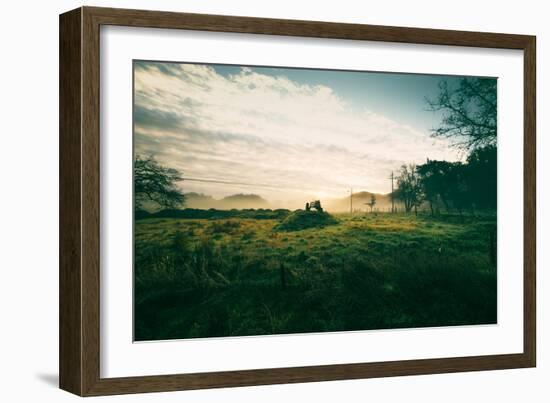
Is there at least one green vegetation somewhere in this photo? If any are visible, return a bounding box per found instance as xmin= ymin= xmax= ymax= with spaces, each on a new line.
xmin=133 ymin=76 xmax=499 ymax=341
xmin=274 ymin=210 xmax=338 ymax=231
xmin=393 ymin=146 xmax=497 ymax=216
xmin=136 ymin=208 xmax=291 ymax=220
xmin=134 ymin=212 xmax=497 ymax=341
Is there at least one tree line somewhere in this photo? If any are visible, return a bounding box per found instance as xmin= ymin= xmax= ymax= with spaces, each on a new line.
xmin=393 ymin=77 xmax=497 ymax=215
xmin=394 ymin=145 xmax=496 ymax=215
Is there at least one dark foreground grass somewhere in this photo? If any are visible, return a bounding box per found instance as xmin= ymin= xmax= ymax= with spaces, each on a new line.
xmin=134 ymin=212 xmax=497 ymax=341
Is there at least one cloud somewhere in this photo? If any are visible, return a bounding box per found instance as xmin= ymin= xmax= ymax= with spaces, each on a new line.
xmin=133 ymin=61 xmax=458 ymax=200
xmin=134 ymin=105 xmax=184 ymax=130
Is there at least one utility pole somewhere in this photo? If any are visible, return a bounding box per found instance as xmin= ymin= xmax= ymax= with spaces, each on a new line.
xmin=390 ymin=171 xmax=395 ymax=213
xmin=350 ymin=187 xmax=353 ymax=214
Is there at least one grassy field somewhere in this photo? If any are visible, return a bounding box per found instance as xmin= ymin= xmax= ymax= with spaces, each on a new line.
xmin=134 ymin=211 xmax=497 ymax=341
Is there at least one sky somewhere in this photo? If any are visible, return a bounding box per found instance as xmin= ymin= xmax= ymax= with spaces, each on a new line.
xmin=133 ymin=60 xmax=465 ymax=205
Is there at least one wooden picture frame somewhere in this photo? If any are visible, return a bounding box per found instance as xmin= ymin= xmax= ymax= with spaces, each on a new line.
xmin=59 ymin=6 xmax=536 ymax=396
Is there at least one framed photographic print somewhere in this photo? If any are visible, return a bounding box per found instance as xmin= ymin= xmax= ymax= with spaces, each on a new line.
xmin=59 ymin=6 xmax=536 ymax=396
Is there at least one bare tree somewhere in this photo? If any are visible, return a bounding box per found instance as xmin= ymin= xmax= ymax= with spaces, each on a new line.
xmin=426 ymin=78 xmax=497 ymax=150
xmin=394 ymin=164 xmax=423 ymax=213
xmin=365 ymin=194 xmax=376 ymax=213
xmin=134 ymin=155 xmax=185 ymax=211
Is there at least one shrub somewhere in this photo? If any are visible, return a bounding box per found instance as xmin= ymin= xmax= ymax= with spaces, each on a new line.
xmin=274 ymin=210 xmax=338 ymax=232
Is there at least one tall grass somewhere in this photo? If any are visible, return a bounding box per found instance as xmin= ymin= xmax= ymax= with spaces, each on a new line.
xmin=134 ymin=213 xmax=497 ymax=341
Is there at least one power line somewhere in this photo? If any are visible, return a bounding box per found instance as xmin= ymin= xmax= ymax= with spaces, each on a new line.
xmin=182 ymin=176 xmax=351 ymax=194
xmin=183 ymin=177 xmax=279 ymax=189
xmin=183 ymin=176 xmax=390 ymax=201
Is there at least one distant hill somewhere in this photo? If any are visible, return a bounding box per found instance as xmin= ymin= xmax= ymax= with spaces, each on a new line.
xmin=184 ymin=193 xmax=219 ymax=209
xmin=184 ymin=192 xmax=270 ymax=210
xmin=323 ymin=191 xmax=395 ymax=213
xmin=182 ymin=191 xmax=397 ymax=212
xmin=219 ymin=194 xmax=270 ymax=209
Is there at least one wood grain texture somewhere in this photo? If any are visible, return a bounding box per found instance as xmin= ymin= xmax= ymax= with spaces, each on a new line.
xmin=86 ymin=6 xmax=532 ymax=49
xmin=523 ymin=37 xmax=536 ymax=367
xmin=59 ymin=8 xmax=82 ymax=396
xmin=59 ymin=6 xmax=537 ymax=396
xmin=81 ymin=6 xmax=102 ymax=396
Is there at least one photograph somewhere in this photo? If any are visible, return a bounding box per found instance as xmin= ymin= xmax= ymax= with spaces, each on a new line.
xmin=132 ymin=60 xmax=498 ymax=342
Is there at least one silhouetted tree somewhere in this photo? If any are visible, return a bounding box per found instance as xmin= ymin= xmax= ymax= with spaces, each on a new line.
xmin=465 ymin=145 xmax=497 ymax=210
xmin=417 ymin=160 xmax=437 ymax=215
xmin=394 ymin=164 xmax=423 ymax=213
xmin=365 ymin=194 xmax=376 ymax=213
xmin=417 ymin=159 xmax=455 ymax=215
xmin=445 ymin=163 xmax=471 ymax=216
xmin=426 ymin=78 xmax=497 ymax=150
xmin=417 ymin=159 xmax=482 ymax=215
xmin=134 ymin=155 xmax=185 ymax=211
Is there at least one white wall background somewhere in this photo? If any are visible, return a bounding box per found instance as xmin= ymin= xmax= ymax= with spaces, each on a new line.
xmin=0 ymin=0 xmax=546 ymax=401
